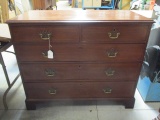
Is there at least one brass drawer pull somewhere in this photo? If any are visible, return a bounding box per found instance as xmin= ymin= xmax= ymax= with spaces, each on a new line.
xmin=42 ymin=51 xmax=54 ymax=59
xmin=107 ymin=48 xmax=118 ymax=57
xmin=105 ymin=69 xmax=115 ymax=76
xmin=39 ymin=32 xmax=51 ymax=40
xmin=42 ymin=52 xmax=47 ymax=58
xmin=45 ymin=69 xmax=55 ymax=77
xmin=48 ymin=88 xmax=56 ymax=95
xmin=108 ymin=29 xmax=120 ymax=39
xmin=103 ymin=88 xmax=112 ymax=94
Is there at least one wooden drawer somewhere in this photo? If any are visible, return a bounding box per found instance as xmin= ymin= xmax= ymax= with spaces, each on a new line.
xmin=82 ymin=25 xmax=149 ymax=43
xmin=21 ymin=63 xmax=141 ymax=82
xmin=14 ymin=43 xmax=145 ymax=62
xmin=10 ymin=25 xmax=79 ymax=43
xmin=25 ymin=82 xmax=136 ymax=99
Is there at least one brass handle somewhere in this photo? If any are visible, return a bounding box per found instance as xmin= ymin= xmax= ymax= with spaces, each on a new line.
xmin=42 ymin=52 xmax=47 ymax=58
xmin=105 ymin=69 xmax=115 ymax=76
xmin=42 ymin=51 xmax=54 ymax=59
xmin=107 ymin=49 xmax=118 ymax=57
xmin=39 ymin=33 xmax=51 ymax=40
xmin=108 ymin=29 xmax=120 ymax=39
xmin=103 ymin=88 xmax=112 ymax=94
xmin=108 ymin=33 xmax=120 ymax=39
xmin=107 ymin=52 xmax=118 ymax=57
xmin=45 ymin=69 xmax=55 ymax=77
xmin=48 ymin=88 xmax=56 ymax=95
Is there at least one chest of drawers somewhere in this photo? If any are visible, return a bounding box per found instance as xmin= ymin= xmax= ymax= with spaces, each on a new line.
xmin=7 ymin=10 xmax=153 ymax=110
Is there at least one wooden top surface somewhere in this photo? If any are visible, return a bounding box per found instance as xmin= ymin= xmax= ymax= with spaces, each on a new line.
xmin=7 ymin=10 xmax=153 ymax=23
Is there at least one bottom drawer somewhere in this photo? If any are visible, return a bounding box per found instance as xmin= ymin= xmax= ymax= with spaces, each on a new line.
xmin=25 ymin=82 xmax=136 ymax=99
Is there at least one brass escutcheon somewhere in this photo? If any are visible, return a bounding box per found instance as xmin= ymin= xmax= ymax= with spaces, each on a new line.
xmin=39 ymin=31 xmax=51 ymax=40
xmin=105 ymin=68 xmax=115 ymax=76
xmin=107 ymin=48 xmax=118 ymax=57
xmin=42 ymin=51 xmax=47 ymax=58
xmin=103 ymin=87 xmax=112 ymax=94
xmin=108 ymin=29 xmax=120 ymax=39
xmin=45 ymin=68 xmax=55 ymax=77
xmin=48 ymin=88 xmax=56 ymax=95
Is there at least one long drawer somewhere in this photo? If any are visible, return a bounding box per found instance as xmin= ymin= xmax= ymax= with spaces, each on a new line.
xmin=82 ymin=25 xmax=149 ymax=43
xmin=21 ymin=63 xmax=141 ymax=82
xmin=25 ymin=82 xmax=136 ymax=99
xmin=14 ymin=43 xmax=145 ymax=62
xmin=10 ymin=25 xmax=79 ymax=43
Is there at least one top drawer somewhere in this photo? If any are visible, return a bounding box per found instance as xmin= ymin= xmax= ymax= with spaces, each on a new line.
xmin=10 ymin=25 xmax=79 ymax=43
xmin=82 ymin=25 xmax=149 ymax=43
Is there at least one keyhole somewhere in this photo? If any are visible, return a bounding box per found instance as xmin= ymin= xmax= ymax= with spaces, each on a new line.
xmin=113 ymin=28 xmax=116 ymax=31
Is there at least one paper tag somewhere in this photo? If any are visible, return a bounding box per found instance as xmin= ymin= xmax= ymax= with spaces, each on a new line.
xmin=48 ymin=50 xmax=53 ymax=59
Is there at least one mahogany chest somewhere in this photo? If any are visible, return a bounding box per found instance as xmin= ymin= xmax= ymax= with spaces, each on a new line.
xmin=7 ymin=10 xmax=153 ymax=110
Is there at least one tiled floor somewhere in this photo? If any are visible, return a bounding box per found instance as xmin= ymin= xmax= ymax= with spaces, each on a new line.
xmin=0 ymin=1 xmax=160 ymax=120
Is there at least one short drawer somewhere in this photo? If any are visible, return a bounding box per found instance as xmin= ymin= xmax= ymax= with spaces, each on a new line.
xmin=21 ymin=63 xmax=141 ymax=82
xmin=14 ymin=43 xmax=145 ymax=62
xmin=25 ymin=82 xmax=136 ymax=99
xmin=82 ymin=25 xmax=149 ymax=43
xmin=10 ymin=25 xmax=79 ymax=43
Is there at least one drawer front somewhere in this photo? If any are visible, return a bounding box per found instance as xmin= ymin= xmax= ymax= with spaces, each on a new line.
xmin=82 ymin=25 xmax=149 ymax=43
xmin=21 ymin=63 xmax=141 ymax=82
xmin=14 ymin=44 xmax=145 ymax=62
xmin=10 ymin=25 xmax=79 ymax=43
xmin=25 ymin=82 xmax=136 ymax=99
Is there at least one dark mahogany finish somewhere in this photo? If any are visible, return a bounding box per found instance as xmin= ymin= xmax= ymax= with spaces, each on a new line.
xmin=7 ymin=10 xmax=153 ymax=110
xmin=25 ymin=82 xmax=136 ymax=99
xmin=14 ymin=44 xmax=145 ymax=62
xmin=20 ymin=63 xmax=141 ymax=82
